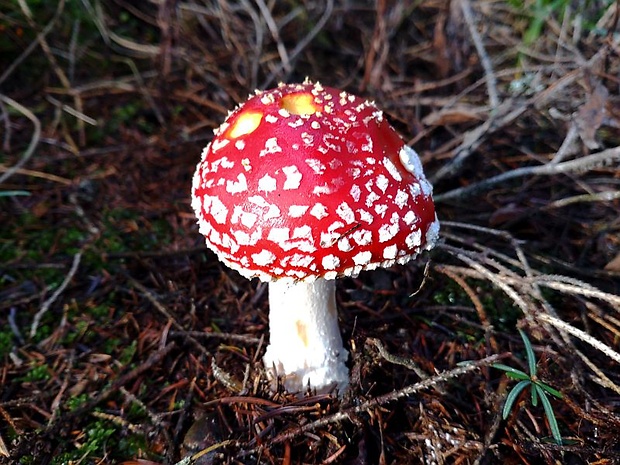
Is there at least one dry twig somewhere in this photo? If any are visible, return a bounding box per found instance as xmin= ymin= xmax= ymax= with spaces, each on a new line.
xmin=30 ymin=252 xmax=82 ymax=339
xmin=0 ymin=95 xmax=42 ymax=186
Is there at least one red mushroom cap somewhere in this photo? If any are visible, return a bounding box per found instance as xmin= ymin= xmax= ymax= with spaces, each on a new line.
xmin=191 ymin=81 xmax=439 ymax=282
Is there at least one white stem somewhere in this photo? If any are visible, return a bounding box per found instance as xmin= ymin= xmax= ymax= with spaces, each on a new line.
xmin=263 ymin=278 xmax=349 ymax=395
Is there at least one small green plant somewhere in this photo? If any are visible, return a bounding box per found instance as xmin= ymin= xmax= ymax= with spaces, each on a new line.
xmin=492 ymin=329 xmax=564 ymax=445
xmin=510 ymin=0 xmax=570 ymax=46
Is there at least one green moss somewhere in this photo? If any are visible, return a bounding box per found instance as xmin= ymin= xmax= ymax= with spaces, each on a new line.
xmin=48 ymin=415 xmax=153 ymax=463
xmin=90 ymin=303 xmax=114 ymax=319
xmin=30 ymin=323 xmax=53 ymax=346
xmin=66 ymin=393 xmax=91 ymax=412
xmin=432 ymin=278 xmax=521 ymax=334
xmin=21 ymin=363 xmax=51 ymax=383
xmin=103 ymin=337 xmax=122 ymax=355
xmin=119 ymin=340 xmax=138 ymax=365
xmin=61 ymin=319 xmax=90 ymax=345
xmin=432 ymin=280 xmax=472 ymax=307
xmin=0 ymin=331 xmax=15 ymax=358
xmin=50 ymin=420 xmax=116 ymax=465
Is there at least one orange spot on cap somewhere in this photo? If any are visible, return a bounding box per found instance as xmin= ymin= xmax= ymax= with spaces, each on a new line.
xmin=281 ymin=93 xmax=320 ymax=116
xmin=228 ymin=111 xmax=263 ymax=138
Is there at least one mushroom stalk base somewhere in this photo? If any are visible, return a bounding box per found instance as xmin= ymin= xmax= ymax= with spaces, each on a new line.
xmin=263 ymin=278 xmax=349 ymax=395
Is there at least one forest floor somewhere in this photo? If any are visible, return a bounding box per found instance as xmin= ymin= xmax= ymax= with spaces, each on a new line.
xmin=1 ymin=1 xmax=620 ymax=464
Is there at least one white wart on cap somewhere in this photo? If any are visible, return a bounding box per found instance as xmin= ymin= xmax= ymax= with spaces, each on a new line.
xmin=191 ymin=81 xmax=439 ymax=282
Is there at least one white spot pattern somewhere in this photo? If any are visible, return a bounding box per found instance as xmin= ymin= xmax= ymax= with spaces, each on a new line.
xmin=191 ymin=82 xmax=438 ymax=283
xmin=226 ymin=173 xmax=247 ymax=194
xmin=310 ymin=203 xmax=328 ymax=219
xmin=282 ymin=165 xmax=302 ymax=190
xmin=258 ymin=174 xmax=277 ymax=193
xmin=288 ymin=205 xmax=309 ymax=217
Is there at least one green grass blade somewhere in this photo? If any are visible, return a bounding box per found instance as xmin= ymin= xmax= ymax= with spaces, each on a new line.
xmin=538 ymin=382 xmax=563 ymax=399
xmin=523 ymin=15 xmax=546 ymax=45
xmin=492 ymin=363 xmax=530 ymax=380
xmin=0 ymin=190 xmax=31 ymax=197
xmin=503 ymin=380 xmax=531 ymax=419
xmin=518 ymin=329 xmax=537 ymax=377
xmin=535 ymin=384 xmax=563 ymax=445
xmin=531 ymin=381 xmax=539 ymax=406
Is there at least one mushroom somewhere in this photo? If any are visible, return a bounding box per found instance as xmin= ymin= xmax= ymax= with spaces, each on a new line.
xmin=191 ymin=81 xmax=439 ymax=395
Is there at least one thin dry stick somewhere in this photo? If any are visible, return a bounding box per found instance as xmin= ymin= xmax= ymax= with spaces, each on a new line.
xmin=174 ymin=440 xmax=237 ymax=465
xmin=30 ymin=252 xmax=82 ymax=338
xmin=554 ymin=3 xmax=573 ymax=70
xmin=169 ymin=330 xmax=260 ymax=344
xmin=211 ymin=358 xmax=243 ymax=393
xmin=439 ymin=240 xmax=527 ymax=283
xmin=588 ymin=303 xmax=620 ymax=336
xmin=117 ymin=57 xmax=165 ymax=125
xmin=432 ymin=263 xmax=620 ymax=314
xmin=261 ymin=0 xmax=334 ymax=88
xmin=247 ymin=354 xmax=505 ymax=453
xmin=0 ymin=166 xmax=71 ymax=185
xmin=82 ymin=0 xmax=158 ymax=56
xmin=49 ymin=351 xmax=74 ymax=424
xmin=45 ymin=95 xmax=98 ymax=126
xmin=0 ymin=0 xmax=65 ymax=87
xmin=8 ymin=308 xmax=25 ymax=344
xmin=119 ymin=387 xmax=163 ymax=425
xmin=506 ymin=223 xmax=568 ymax=346
xmin=573 ymin=349 xmax=620 ymax=395
xmin=237 ymin=0 xmax=264 ymax=88
xmin=17 ymin=0 xmax=70 ymax=88
xmin=126 ymin=275 xmax=211 ymax=357
xmin=68 ymin=18 xmax=86 ymax=145
xmin=445 ymin=248 xmax=533 ymax=323
xmin=367 ymin=338 xmax=428 ymax=379
xmin=435 ymin=264 xmax=500 ymax=352
xmin=430 ymin=101 xmax=527 ymax=183
xmin=430 ymin=45 xmax=610 ymax=184
xmin=254 ymin=0 xmax=291 ymax=72
xmin=528 ymin=276 xmax=620 ymax=308
xmin=79 ymin=0 xmax=109 ymax=45
xmin=549 ymin=116 xmax=579 ymax=164
xmin=68 ymin=17 xmax=79 ymax=82
xmin=435 ymin=145 xmax=620 ymax=202
xmin=544 ymin=190 xmax=620 ymax=209
xmin=453 ymin=268 xmax=620 ymax=309
xmin=18 ymin=0 xmax=89 ymax=147
xmin=67 ymin=342 xmax=177 ymax=420
xmin=108 ymin=29 xmax=161 ymax=56
xmin=0 ymin=95 xmax=42 ymax=186
xmin=473 ymin=404 xmax=504 ymax=465
xmin=440 ymin=220 xmax=518 ymax=242
xmin=459 ymin=0 xmax=499 ymax=109
xmin=0 ymin=98 xmax=11 ymax=153
xmin=538 ymin=313 xmax=620 ymax=364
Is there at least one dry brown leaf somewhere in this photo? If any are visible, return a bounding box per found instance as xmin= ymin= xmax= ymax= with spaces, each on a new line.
xmin=576 ymin=81 xmax=608 ymax=150
xmin=433 ymin=12 xmax=450 ymax=78
xmin=604 ymin=253 xmax=620 ymax=272
xmin=422 ymin=105 xmax=485 ymax=126
xmin=0 ymin=434 xmax=8 ymax=458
